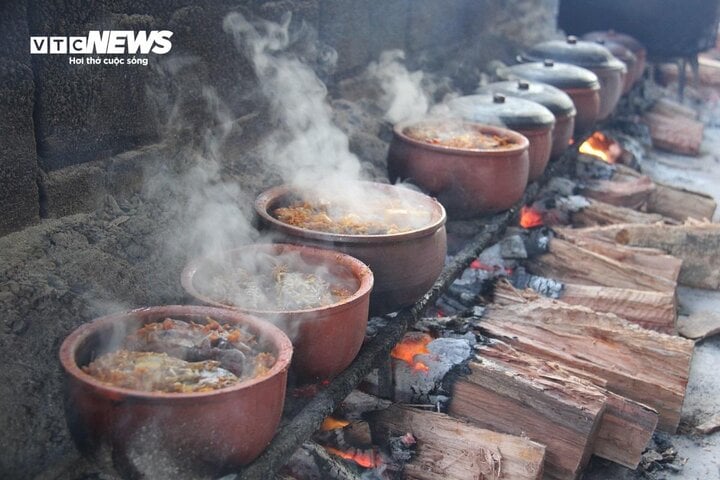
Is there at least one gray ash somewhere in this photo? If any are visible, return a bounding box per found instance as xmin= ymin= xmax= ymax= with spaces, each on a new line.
xmin=509 ymin=266 xmax=564 ymax=299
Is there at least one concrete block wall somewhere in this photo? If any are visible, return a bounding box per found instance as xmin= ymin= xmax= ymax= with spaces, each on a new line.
xmin=1 ymin=0 xmax=558 ymax=237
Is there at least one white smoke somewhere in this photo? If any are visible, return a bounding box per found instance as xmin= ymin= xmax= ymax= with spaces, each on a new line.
xmin=223 ymin=12 xmax=363 ymax=191
xmin=365 ymin=49 xmax=430 ymax=124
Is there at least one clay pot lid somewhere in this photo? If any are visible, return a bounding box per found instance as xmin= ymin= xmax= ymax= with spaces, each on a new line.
xmin=446 ymin=93 xmax=555 ymax=130
xmin=592 ymin=39 xmax=638 ymax=70
xmin=498 ymin=60 xmax=600 ymax=91
xmin=478 ymin=80 xmax=577 ymax=117
xmin=524 ymin=36 xmax=627 ymax=73
xmin=582 ymin=30 xmax=646 ymax=57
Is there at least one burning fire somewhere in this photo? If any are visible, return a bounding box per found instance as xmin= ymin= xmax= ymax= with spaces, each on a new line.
xmin=324 ymin=446 xmax=382 ymax=469
xmin=320 ymin=416 xmax=350 ymax=431
xmin=391 ymin=333 xmax=431 ymax=373
xmin=578 ymin=131 xmax=621 ymax=163
xmin=519 ymin=205 xmax=544 ymax=228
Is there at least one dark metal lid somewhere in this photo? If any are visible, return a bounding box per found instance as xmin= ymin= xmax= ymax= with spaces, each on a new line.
xmin=446 ymin=94 xmax=556 ymax=130
xmin=582 ymin=30 xmax=646 ymax=57
xmin=497 ymin=60 xmax=600 ymax=90
xmin=478 ymin=80 xmax=577 ymax=117
xmin=524 ymin=36 xmax=627 ymax=72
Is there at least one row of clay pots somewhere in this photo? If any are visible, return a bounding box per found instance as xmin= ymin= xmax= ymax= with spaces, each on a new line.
xmin=60 ymin=183 xmax=450 ymax=476
xmin=388 ymin=31 xmax=646 ymax=219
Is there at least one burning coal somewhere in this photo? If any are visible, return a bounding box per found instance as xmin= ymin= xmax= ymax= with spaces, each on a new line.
xmin=520 ymin=205 xmax=544 ymax=228
xmin=579 ymin=131 xmax=622 ymax=164
xmin=391 ymin=333 xmax=432 ymax=373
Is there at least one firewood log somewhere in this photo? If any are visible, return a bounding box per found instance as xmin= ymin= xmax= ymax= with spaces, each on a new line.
xmin=369 ymin=404 xmax=546 ymax=480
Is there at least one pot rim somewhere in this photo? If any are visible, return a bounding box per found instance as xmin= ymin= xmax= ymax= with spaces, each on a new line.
xmin=181 ymin=243 xmax=374 ymax=315
xmin=392 ymin=119 xmax=530 ymax=157
xmin=59 ymin=305 xmax=293 ymax=403
xmin=254 ymin=182 xmax=447 ymax=244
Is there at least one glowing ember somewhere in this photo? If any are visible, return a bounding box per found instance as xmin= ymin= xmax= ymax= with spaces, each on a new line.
xmin=519 ymin=206 xmax=544 ymax=228
xmin=391 ymin=333 xmax=431 ymax=373
xmin=320 ymin=416 xmax=350 ymax=431
xmin=324 ymin=446 xmax=381 ymax=469
xmin=579 ymin=131 xmax=622 ymax=163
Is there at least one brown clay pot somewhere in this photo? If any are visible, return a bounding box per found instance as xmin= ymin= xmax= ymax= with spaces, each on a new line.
xmin=387 ymin=119 xmax=529 ymax=218
xmin=446 ymin=94 xmax=555 ymax=182
xmin=254 ymin=183 xmax=447 ymax=315
xmin=59 ymin=305 xmax=293 ymax=477
xmin=583 ymin=30 xmax=647 ymax=85
xmin=182 ymin=243 xmax=373 ymax=381
xmin=524 ymin=36 xmax=627 ymax=121
xmin=478 ymin=80 xmax=576 ymax=159
xmin=593 ymin=40 xmax=638 ymax=94
xmin=497 ymin=60 xmax=601 ymax=134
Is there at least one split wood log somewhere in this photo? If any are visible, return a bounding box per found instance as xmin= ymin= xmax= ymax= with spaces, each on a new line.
xmin=571 ymin=223 xmax=720 ymax=290
xmin=561 ymin=283 xmax=677 ymax=334
xmin=612 ymin=164 xmax=716 ymax=221
xmin=660 ymin=55 xmax=720 ymax=87
xmin=478 ymin=298 xmax=695 ymax=432
xmin=579 ymin=175 xmax=655 ymax=209
xmin=527 ymin=237 xmax=678 ymax=294
xmin=571 ymin=198 xmax=667 ymax=227
xmin=650 ymin=98 xmax=699 ymax=120
xmin=449 ymin=358 xmax=606 ymax=480
xmin=370 ymin=404 xmax=546 ymax=480
xmin=476 ymin=341 xmax=658 ymax=470
xmin=642 ymin=111 xmax=703 ymax=156
xmin=555 ymin=229 xmax=683 ymax=284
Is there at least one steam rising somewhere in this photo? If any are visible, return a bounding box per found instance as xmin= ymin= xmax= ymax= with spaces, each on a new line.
xmin=223 ymin=12 xmax=362 ymax=190
xmin=366 ymin=49 xmax=430 ymax=124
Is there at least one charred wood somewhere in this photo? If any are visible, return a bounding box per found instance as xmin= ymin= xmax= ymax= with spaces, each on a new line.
xmin=370 ymin=404 xmax=546 ymax=480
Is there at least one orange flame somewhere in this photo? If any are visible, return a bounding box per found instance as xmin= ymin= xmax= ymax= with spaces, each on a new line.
xmin=324 ymin=446 xmax=381 ymax=469
xmin=579 ymin=131 xmax=621 ymax=163
xmin=320 ymin=416 xmax=350 ymax=431
xmin=391 ymin=333 xmax=431 ymax=373
xmin=520 ymin=206 xmax=544 ymax=228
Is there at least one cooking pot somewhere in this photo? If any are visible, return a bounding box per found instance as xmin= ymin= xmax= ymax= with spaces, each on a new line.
xmin=478 ymin=80 xmax=576 ymax=159
xmin=446 ymin=93 xmax=555 ymax=182
xmin=254 ymin=182 xmax=447 ymax=315
xmin=59 ymin=306 xmax=293 ymax=477
xmin=387 ymin=118 xmax=530 ymax=218
xmin=182 ymin=243 xmax=373 ymax=381
xmin=496 ymin=60 xmax=600 ymax=134
xmin=523 ymin=36 xmax=628 ymax=120
xmin=583 ymin=30 xmax=646 ymax=85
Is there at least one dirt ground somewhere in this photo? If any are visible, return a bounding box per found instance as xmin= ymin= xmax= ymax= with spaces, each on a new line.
xmin=585 ymin=96 xmax=720 ymax=479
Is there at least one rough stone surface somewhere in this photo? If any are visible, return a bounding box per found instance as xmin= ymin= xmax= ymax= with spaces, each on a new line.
xmin=0 ymin=1 xmax=40 ymax=236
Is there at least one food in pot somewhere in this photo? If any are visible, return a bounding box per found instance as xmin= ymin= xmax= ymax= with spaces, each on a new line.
xmin=273 ymin=196 xmax=433 ymax=235
xmin=403 ymin=123 xmax=518 ymax=150
xmin=199 ymin=262 xmax=355 ymax=310
xmin=83 ymin=317 xmax=276 ymax=392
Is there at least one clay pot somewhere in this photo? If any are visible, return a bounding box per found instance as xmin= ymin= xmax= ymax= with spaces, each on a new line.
xmin=387 ymin=119 xmax=529 ymax=218
xmin=583 ymin=30 xmax=646 ymax=84
xmin=497 ymin=60 xmax=600 ymax=134
xmin=446 ymin=93 xmax=555 ymax=182
xmin=182 ymin=243 xmax=373 ymax=381
xmin=524 ymin=36 xmax=628 ymax=120
xmin=254 ymin=183 xmax=447 ymax=315
xmin=59 ymin=306 xmax=293 ymax=477
xmin=478 ymin=80 xmax=576 ymax=159
xmin=591 ymin=39 xmax=638 ymax=93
